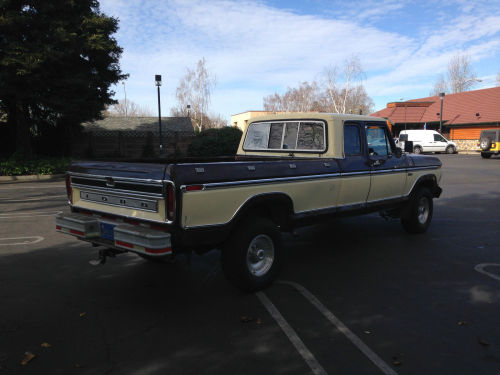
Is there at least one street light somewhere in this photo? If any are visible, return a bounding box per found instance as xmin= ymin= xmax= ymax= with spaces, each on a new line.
xmin=400 ymin=98 xmax=407 ymax=131
xmin=122 ymin=81 xmax=127 ymax=117
xmin=439 ymin=92 xmax=445 ymax=134
xmin=155 ymin=75 xmax=163 ymax=154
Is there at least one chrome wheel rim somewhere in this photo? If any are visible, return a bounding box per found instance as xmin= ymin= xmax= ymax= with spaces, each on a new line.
xmin=417 ymin=196 xmax=430 ymax=224
xmin=246 ymin=234 xmax=275 ymax=277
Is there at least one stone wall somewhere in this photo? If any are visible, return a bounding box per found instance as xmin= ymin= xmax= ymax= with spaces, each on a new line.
xmin=451 ymin=139 xmax=478 ymax=152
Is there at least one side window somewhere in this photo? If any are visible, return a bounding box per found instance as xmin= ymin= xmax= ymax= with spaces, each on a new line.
xmin=366 ymin=126 xmax=390 ymax=157
xmin=297 ymin=122 xmax=325 ymax=150
xmin=344 ymin=124 xmax=361 ymax=156
xmin=243 ymin=122 xmax=270 ymax=149
xmin=434 ymin=134 xmax=446 ymax=142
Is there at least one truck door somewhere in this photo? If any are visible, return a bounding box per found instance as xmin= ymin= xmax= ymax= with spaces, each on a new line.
xmin=337 ymin=121 xmax=371 ymax=210
xmin=365 ymin=122 xmax=408 ymax=202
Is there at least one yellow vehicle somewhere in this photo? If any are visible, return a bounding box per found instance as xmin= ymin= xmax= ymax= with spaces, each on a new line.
xmin=478 ymin=129 xmax=500 ymax=158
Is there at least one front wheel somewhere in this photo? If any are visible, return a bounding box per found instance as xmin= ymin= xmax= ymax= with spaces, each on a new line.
xmin=446 ymin=145 xmax=455 ymax=154
xmin=413 ymin=146 xmax=423 ymax=154
xmin=221 ymin=217 xmax=282 ymax=292
xmin=401 ymin=188 xmax=433 ymax=234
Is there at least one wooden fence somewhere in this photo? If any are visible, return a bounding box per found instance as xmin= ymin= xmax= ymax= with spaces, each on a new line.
xmin=71 ymin=131 xmax=194 ymax=159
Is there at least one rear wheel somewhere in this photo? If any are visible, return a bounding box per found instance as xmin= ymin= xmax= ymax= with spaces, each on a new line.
xmin=221 ymin=217 xmax=282 ymax=292
xmin=401 ymin=188 xmax=433 ymax=234
xmin=481 ymin=152 xmax=492 ymax=159
xmin=413 ymin=145 xmax=423 ymax=154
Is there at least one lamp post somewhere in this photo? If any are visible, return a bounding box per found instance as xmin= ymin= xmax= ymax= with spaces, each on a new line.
xmin=122 ymin=81 xmax=127 ymax=117
xmin=439 ymin=92 xmax=445 ymax=134
xmin=155 ymin=75 xmax=163 ymax=154
xmin=400 ymin=98 xmax=407 ymax=131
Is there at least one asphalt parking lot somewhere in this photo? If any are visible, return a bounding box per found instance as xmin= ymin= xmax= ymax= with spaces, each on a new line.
xmin=1 ymin=154 xmax=500 ymax=375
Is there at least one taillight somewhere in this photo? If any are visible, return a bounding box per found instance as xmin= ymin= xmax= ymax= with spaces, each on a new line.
xmin=65 ymin=174 xmax=73 ymax=204
xmin=166 ymin=183 xmax=175 ymax=221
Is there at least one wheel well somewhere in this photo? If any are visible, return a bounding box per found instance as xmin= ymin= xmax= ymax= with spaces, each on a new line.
xmin=411 ymin=174 xmax=441 ymax=198
xmin=232 ymin=193 xmax=294 ymax=231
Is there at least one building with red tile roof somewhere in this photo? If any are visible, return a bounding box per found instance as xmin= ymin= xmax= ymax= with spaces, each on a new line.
xmin=371 ymin=87 xmax=500 ymax=150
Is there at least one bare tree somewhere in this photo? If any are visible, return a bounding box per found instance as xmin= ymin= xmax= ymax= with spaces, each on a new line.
xmin=321 ymin=56 xmax=372 ymax=114
xmin=263 ymin=81 xmax=321 ymax=112
xmin=430 ymin=74 xmax=448 ymax=96
xmin=432 ymin=53 xmax=478 ymax=95
xmin=262 ymin=57 xmax=373 ymax=115
xmin=107 ymin=100 xmax=153 ymax=117
xmin=172 ymin=58 xmax=216 ymax=132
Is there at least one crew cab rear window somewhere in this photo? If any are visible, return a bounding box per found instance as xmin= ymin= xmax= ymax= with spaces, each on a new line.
xmin=243 ymin=121 xmax=326 ymax=152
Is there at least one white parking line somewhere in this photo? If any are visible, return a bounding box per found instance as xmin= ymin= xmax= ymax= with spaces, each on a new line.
xmin=0 ymin=194 xmax=66 ymax=202
xmin=0 ymin=236 xmax=44 ymax=246
xmin=0 ymin=186 xmax=65 ymax=190
xmin=278 ymin=281 xmax=398 ymax=375
xmin=256 ymin=291 xmax=327 ymax=375
xmin=0 ymin=210 xmax=62 ymax=219
xmin=474 ymin=263 xmax=500 ymax=282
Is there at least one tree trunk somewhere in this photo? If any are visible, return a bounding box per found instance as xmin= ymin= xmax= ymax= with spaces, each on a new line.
xmin=15 ymin=101 xmax=33 ymax=159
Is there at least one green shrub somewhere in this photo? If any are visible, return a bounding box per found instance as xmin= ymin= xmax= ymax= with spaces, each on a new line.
xmin=0 ymin=157 xmax=71 ymax=176
xmin=188 ymin=127 xmax=243 ymax=157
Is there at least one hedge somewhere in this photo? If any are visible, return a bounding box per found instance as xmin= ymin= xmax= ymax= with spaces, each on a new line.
xmin=0 ymin=157 xmax=71 ymax=176
xmin=188 ymin=127 xmax=243 ymax=157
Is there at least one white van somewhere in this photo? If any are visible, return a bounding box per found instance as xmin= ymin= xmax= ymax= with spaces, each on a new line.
xmin=398 ymin=130 xmax=457 ymax=154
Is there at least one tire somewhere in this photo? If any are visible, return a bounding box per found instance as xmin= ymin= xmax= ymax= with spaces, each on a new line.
xmin=480 ymin=137 xmax=492 ymax=151
xmin=445 ymin=145 xmax=455 ymax=154
xmin=413 ymin=145 xmax=423 ymax=154
xmin=221 ymin=217 xmax=282 ymax=292
xmin=481 ymin=152 xmax=492 ymax=159
xmin=401 ymin=188 xmax=433 ymax=234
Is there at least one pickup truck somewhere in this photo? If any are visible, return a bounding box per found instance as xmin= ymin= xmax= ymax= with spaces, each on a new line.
xmin=57 ymin=113 xmax=442 ymax=291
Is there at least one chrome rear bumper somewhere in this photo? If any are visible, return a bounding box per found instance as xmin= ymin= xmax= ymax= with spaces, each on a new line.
xmin=56 ymin=213 xmax=172 ymax=257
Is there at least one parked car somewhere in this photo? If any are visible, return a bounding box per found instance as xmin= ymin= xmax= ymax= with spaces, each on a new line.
xmin=478 ymin=129 xmax=500 ymax=158
xmin=56 ymin=114 xmax=443 ymax=291
xmin=398 ymin=130 xmax=457 ymax=154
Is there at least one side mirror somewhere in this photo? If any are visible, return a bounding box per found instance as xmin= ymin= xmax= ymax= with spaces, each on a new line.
xmin=404 ymin=140 xmax=413 ymax=153
xmin=394 ymin=147 xmax=403 ymax=157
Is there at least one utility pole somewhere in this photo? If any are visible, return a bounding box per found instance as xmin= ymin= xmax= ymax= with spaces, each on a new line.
xmin=155 ymin=75 xmax=163 ymax=154
xmin=439 ymin=92 xmax=445 ymax=134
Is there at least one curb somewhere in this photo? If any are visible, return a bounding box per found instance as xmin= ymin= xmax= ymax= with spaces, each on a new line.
xmin=0 ymin=174 xmax=65 ymax=184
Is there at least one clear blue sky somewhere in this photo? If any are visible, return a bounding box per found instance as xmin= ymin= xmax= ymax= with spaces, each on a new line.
xmin=99 ymin=0 xmax=500 ymax=121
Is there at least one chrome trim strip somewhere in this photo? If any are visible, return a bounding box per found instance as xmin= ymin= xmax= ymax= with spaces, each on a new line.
xmin=69 ymin=172 xmax=164 ymax=185
xmin=72 ymin=184 xmax=163 ymax=199
xmin=73 ymin=207 xmax=173 ymax=225
xmin=199 ymin=173 xmax=342 ymax=190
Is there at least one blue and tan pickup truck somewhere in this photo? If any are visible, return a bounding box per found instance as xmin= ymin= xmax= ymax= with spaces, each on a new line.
xmin=57 ymin=113 xmax=442 ymax=291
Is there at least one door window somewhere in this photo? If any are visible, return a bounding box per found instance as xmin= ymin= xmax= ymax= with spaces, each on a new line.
xmin=366 ymin=126 xmax=391 ymax=156
xmin=433 ymin=134 xmax=446 ymax=142
xmin=344 ymin=124 xmax=361 ymax=156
